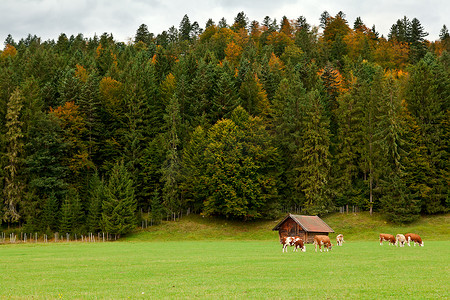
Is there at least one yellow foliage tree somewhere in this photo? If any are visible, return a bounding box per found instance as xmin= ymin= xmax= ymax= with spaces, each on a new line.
xmin=99 ymin=77 xmax=123 ymax=114
xmin=224 ymin=41 xmax=243 ymax=66
xmin=1 ymin=44 xmax=17 ymax=58
xmin=74 ymin=64 xmax=88 ymax=83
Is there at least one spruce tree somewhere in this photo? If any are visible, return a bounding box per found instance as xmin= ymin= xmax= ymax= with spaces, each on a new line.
xmin=297 ymin=90 xmax=332 ymax=214
xmin=3 ymin=88 xmax=24 ymax=223
xmin=180 ymin=126 xmax=208 ymax=213
xmin=86 ymin=173 xmax=105 ymax=233
xmin=272 ymin=75 xmax=307 ymax=208
xmin=161 ymin=95 xmax=181 ymax=219
xmin=102 ymin=161 xmax=137 ymax=238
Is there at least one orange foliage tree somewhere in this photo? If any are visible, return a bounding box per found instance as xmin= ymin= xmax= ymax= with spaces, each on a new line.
xmin=224 ymin=41 xmax=243 ymax=66
xmin=50 ymin=101 xmax=93 ymax=176
xmin=1 ymin=44 xmax=17 ymax=58
xmin=374 ymin=38 xmax=410 ymax=70
xmin=74 ymin=64 xmax=88 ymax=83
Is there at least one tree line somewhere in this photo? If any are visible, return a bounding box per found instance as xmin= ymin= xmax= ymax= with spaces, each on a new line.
xmin=0 ymin=11 xmax=448 ymax=236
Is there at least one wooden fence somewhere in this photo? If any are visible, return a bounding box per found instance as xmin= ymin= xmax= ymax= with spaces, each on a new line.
xmin=0 ymin=232 xmax=117 ymax=244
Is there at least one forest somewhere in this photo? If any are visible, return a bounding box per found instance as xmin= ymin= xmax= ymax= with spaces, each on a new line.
xmin=0 ymin=11 xmax=448 ymax=237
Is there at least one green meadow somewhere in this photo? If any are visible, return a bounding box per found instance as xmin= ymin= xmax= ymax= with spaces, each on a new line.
xmin=1 ymin=213 xmax=449 ymax=299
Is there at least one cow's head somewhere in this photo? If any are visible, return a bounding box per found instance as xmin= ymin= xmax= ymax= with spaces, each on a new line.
xmin=328 ymin=243 xmax=333 ymax=250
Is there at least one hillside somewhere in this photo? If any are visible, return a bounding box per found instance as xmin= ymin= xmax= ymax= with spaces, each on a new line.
xmin=124 ymin=212 xmax=450 ymax=242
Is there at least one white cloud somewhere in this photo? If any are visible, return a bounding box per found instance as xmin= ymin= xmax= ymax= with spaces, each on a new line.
xmin=0 ymin=0 xmax=448 ymax=44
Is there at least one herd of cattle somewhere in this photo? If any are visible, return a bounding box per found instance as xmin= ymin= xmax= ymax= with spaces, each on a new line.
xmin=280 ymin=233 xmax=423 ymax=252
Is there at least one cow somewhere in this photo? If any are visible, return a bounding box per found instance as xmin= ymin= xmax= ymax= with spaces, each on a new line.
xmin=396 ymin=234 xmax=407 ymax=247
xmin=293 ymin=237 xmax=306 ymax=252
xmin=281 ymin=236 xmax=306 ymax=253
xmin=379 ymin=234 xmax=396 ymax=246
xmin=314 ymin=235 xmax=332 ymax=252
xmin=281 ymin=236 xmax=295 ymax=252
xmin=336 ymin=234 xmax=345 ymax=246
xmin=404 ymin=233 xmax=424 ymax=247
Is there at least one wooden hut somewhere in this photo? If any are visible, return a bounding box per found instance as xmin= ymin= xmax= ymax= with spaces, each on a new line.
xmin=272 ymin=214 xmax=334 ymax=244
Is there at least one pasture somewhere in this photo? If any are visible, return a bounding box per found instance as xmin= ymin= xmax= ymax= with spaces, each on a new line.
xmin=1 ymin=240 xmax=449 ymax=299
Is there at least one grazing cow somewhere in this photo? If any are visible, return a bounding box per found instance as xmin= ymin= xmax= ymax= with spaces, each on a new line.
xmin=379 ymin=234 xmax=396 ymax=246
xmin=396 ymin=234 xmax=407 ymax=247
xmin=281 ymin=236 xmax=305 ymax=253
xmin=293 ymin=237 xmax=306 ymax=252
xmin=281 ymin=236 xmax=295 ymax=252
xmin=404 ymin=233 xmax=424 ymax=247
xmin=336 ymin=234 xmax=345 ymax=246
xmin=314 ymin=235 xmax=332 ymax=252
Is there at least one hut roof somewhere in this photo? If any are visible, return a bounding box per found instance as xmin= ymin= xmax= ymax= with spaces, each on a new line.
xmin=272 ymin=214 xmax=334 ymax=233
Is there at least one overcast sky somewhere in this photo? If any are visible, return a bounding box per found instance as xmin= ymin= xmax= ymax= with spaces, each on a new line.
xmin=1 ymin=0 xmax=448 ymax=45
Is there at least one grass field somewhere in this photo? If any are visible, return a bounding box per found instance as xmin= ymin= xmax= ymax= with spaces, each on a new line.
xmin=1 ymin=213 xmax=449 ymax=299
xmin=1 ymin=240 xmax=449 ymax=299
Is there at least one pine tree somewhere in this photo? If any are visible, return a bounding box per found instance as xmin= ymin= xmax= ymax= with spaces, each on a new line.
xmin=3 ymin=88 xmax=24 ymax=223
xmin=134 ymin=24 xmax=154 ymax=45
xmin=377 ymin=73 xmax=420 ymax=222
xmin=59 ymin=196 xmax=72 ymax=234
xmin=211 ymin=67 xmax=240 ymax=122
xmin=239 ymin=72 xmax=271 ymax=118
xmin=297 ymin=90 xmax=332 ymax=214
xmin=161 ymin=95 xmax=181 ymax=219
xmin=179 ymin=15 xmax=192 ymax=42
xmin=405 ymin=55 xmax=448 ymax=213
xmin=180 ymin=126 xmax=208 ymax=213
xmin=333 ymin=90 xmax=363 ymax=209
xmin=86 ymin=173 xmax=105 ymax=233
xmin=42 ymin=193 xmax=60 ymax=232
xmin=272 ymin=74 xmax=307 ymax=208
xmin=409 ymin=18 xmax=428 ymax=63
xmin=102 ymin=161 xmax=137 ymax=238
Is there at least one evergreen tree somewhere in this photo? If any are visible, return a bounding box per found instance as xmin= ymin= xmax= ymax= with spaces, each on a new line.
xmin=3 ymin=88 xmax=24 ymax=223
xmin=211 ymin=67 xmax=240 ymax=121
xmin=134 ymin=24 xmax=154 ymax=45
xmin=179 ymin=15 xmax=192 ymax=42
xmin=405 ymin=55 xmax=448 ymax=213
xmin=42 ymin=193 xmax=59 ymax=232
xmin=409 ymin=18 xmax=428 ymax=63
xmin=272 ymin=75 xmax=307 ymax=208
xmin=297 ymin=90 xmax=332 ymax=214
xmin=86 ymin=172 xmax=105 ymax=233
xmin=377 ymin=73 xmax=420 ymax=222
xmin=180 ymin=126 xmax=208 ymax=213
xmin=354 ymin=17 xmax=364 ymax=31
xmin=59 ymin=196 xmax=72 ymax=234
xmin=102 ymin=161 xmax=137 ymax=238
xmin=161 ymin=95 xmax=181 ymax=219
xmin=232 ymin=12 xmax=248 ymax=31
xmin=239 ymin=72 xmax=271 ymax=118
xmin=333 ymin=90 xmax=364 ymax=210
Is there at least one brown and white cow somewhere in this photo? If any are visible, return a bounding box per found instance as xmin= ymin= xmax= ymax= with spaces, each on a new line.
xmin=314 ymin=235 xmax=332 ymax=252
xmin=281 ymin=236 xmax=306 ymax=253
xmin=379 ymin=234 xmax=396 ymax=246
xmin=336 ymin=234 xmax=345 ymax=246
xmin=293 ymin=237 xmax=306 ymax=252
xmin=396 ymin=234 xmax=407 ymax=247
xmin=281 ymin=236 xmax=295 ymax=252
xmin=404 ymin=233 xmax=424 ymax=247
